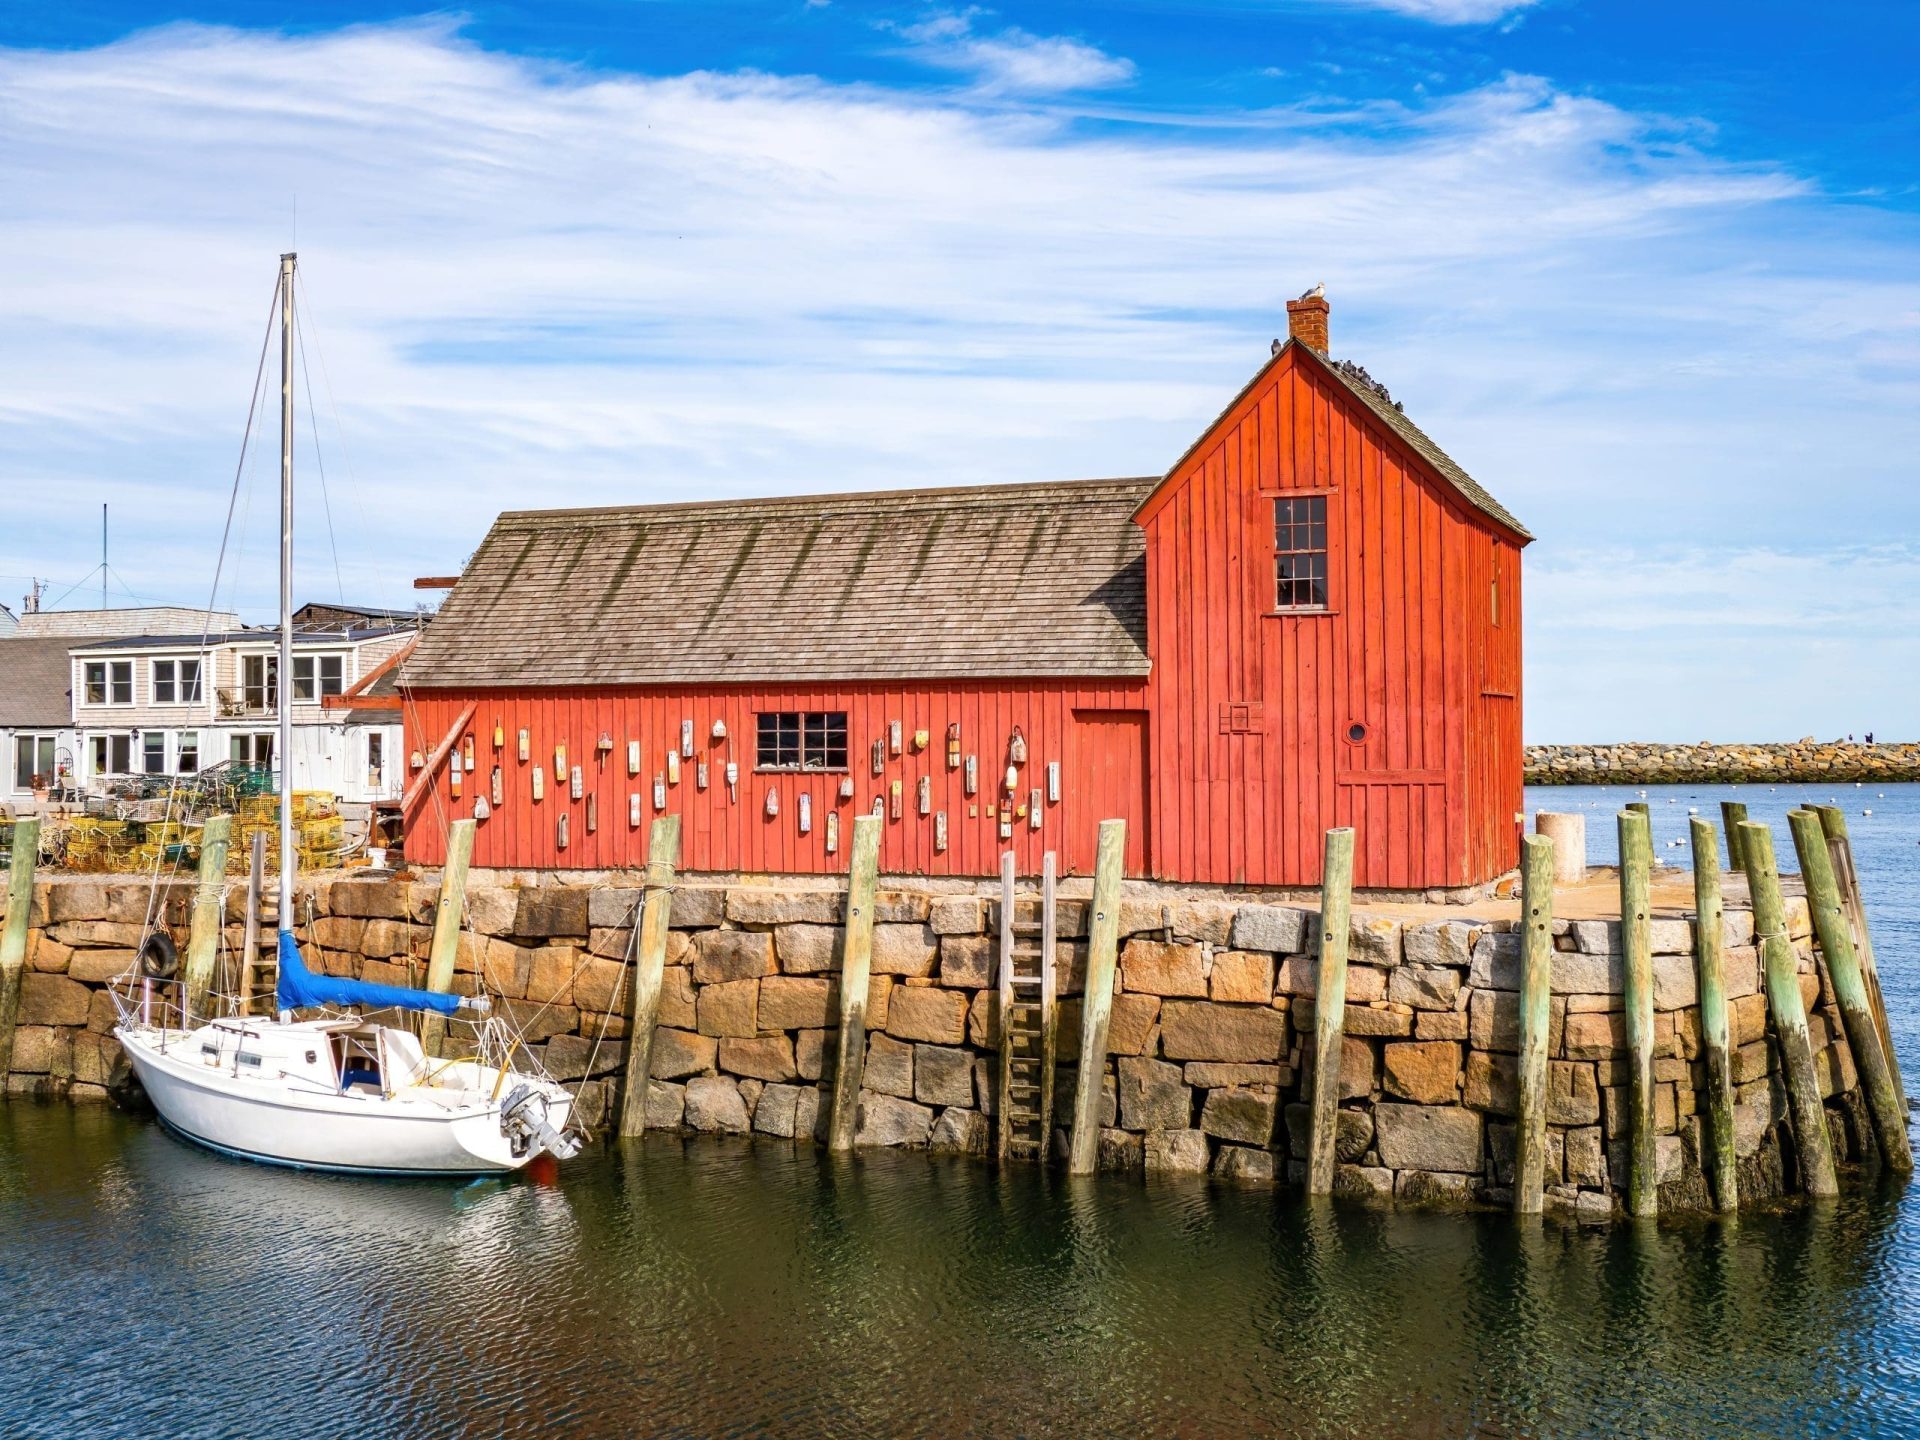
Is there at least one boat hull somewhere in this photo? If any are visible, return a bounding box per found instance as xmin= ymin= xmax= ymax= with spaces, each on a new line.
xmin=117 ymin=1025 xmax=571 ymax=1176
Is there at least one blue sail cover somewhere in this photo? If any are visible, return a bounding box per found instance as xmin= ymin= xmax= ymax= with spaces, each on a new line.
xmin=275 ymin=929 xmax=464 ymax=1017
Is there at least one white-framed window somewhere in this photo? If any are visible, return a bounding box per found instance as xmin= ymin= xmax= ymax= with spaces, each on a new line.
xmin=368 ymin=731 xmax=385 ymax=787
xmin=242 ymin=654 xmax=278 ymax=711
xmin=141 ymin=731 xmax=166 ymax=775
xmin=12 ymin=735 xmax=57 ymax=792
xmin=83 ymin=659 xmax=134 ymax=705
xmin=152 ymin=658 xmax=204 ymax=704
xmin=231 ymin=732 xmax=275 ymax=768
xmin=291 ymin=653 xmax=346 ymax=700
xmin=177 ymin=731 xmax=200 ymax=774
xmin=90 ymin=733 xmax=132 ymax=775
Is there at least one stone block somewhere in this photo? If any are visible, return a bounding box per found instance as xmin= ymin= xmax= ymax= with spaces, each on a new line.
xmin=727 ymin=889 xmax=841 ymax=925
xmin=7 ymin=1026 xmax=71 ymax=1076
xmin=1549 ymin=1060 xmax=1602 ymax=1126
xmin=1158 ymin=1000 xmax=1286 ymax=1062
xmin=1143 ymin=1128 xmax=1210 ymax=1174
xmin=1569 ymin=919 xmax=1618 ymax=955
xmin=573 ymin=956 xmax=626 ymax=1015
xmin=332 ymin=880 xmax=410 ymax=921
xmin=586 ymin=886 xmax=641 ymax=930
xmin=1723 ymin=946 xmax=1760 ymax=1000
xmin=1117 ymin=1055 xmax=1192 ymax=1131
xmin=693 ymin=929 xmax=775 ymax=984
xmin=1334 ymin=1003 xmax=1412 ymax=1038
xmin=1214 ymin=1145 xmax=1276 ymax=1185
xmin=1230 ymin=904 xmax=1309 ymax=954
xmin=1730 ymin=992 xmax=1768 ymax=1047
xmin=885 ymin=987 xmax=968 ymax=1045
xmin=1383 ymin=1041 xmax=1461 ymax=1104
xmin=662 ymin=887 xmax=723 ymax=929
xmin=1106 ymin=992 xmax=1160 ymax=1055
xmin=757 ymin=976 xmax=834 ymax=1031
xmin=1396 ymin=1169 xmax=1476 ymax=1206
xmin=643 ymin=1079 xmax=686 ymax=1129
xmin=1209 ymin=951 xmax=1274 ymax=1004
xmin=482 ymin=940 xmax=533 ymax=999
xmin=871 ymin=923 xmax=938 ymax=978
xmin=966 ymin=991 xmax=999 ymax=1048
xmin=511 ymin=888 xmax=588 ymax=938
xmin=774 ymin=923 xmax=839 ymax=975
xmin=856 ymin=1093 xmax=933 ymax=1147
xmin=1282 ymin=1102 xmax=1373 ymax=1163
xmin=1098 ymin=1128 xmax=1144 ymax=1171
xmin=1184 ymin=1062 xmax=1283 ymax=1088
xmin=1333 ymin=1164 xmax=1395 ymax=1203
xmin=875 ymin=890 xmax=932 ymax=924
xmin=1199 ymin=1087 xmax=1278 ymax=1145
xmin=795 ymin=1028 xmax=833 ymax=1081
xmin=929 ymin=1107 xmax=990 ymax=1154
xmin=67 ymin=949 xmax=135 ymax=984
xmin=718 ymin=1035 xmax=796 ymax=1082
xmin=1564 ymin=1009 xmax=1626 ymax=1060
xmin=1649 ymin=918 xmax=1693 ymax=955
xmin=684 ymin=1075 xmax=750 ymax=1132
xmin=938 ymin=935 xmax=994 ymax=989
xmin=1564 ymin=1125 xmax=1606 ymax=1187
xmin=47 ymin=880 xmax=113 ymax=923
xmin=864 ymin=1033 xmax=915 ymax=1098
xmin=1403 ymin=922 xmax=1473 ymax=968
xmin=928 ymin=896 xmax=984 ymax=936
xmin=1464 ymin=1051 xmax=1517 ymax=1115
xmin=1120 ymin=940 xmax=1207 ymax=997
xmin=526 ymin=945 xmax=579 ymax=1005
xmin=695 ymin=978 xmax=759 ymax=1037
xmin=658 ymin=967 xmax=697 ymax=1029
xmin=649 ymin=1027 xmax=718 ymax=1079
xmin=17 ymin=973 xmax=90 ymax=1027
xmin=1415 ymin=1010 xmax=1468 ymax=1042
xmin=27 ymin=935 xmax=73 ymax=974
xmin=1349 ymin=915 xmax=1403 ymax=966
xmin=753 ymin=1083 xmax=803 ymax=1137
xmin=974 ymin=1057 xmax=998 ymax=1118
xmin=914 ymin=1044 xmax=975 ymax=1107
xmin=1374 ymin=1103 xmax=1484 ymax=1174
xmin=1389 ymin=966 xmax=1460 ymax=1011
xmin=1652 ymin=953 xmax=1698 ymax=1011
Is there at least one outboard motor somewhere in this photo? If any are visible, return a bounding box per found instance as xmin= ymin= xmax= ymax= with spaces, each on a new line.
xmin=499 ymin=1084 xmax=582 ymax=1161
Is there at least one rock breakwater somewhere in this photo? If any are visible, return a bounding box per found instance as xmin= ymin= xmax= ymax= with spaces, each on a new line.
xmin=1526 ymin=740 xmax=1920 ymax=786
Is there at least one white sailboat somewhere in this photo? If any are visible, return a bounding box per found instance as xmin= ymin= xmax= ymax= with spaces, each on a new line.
xmin=116 ymin=254 xmax=580 ymax=1175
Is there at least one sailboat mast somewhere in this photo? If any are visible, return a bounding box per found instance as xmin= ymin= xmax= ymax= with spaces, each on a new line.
xmin=278 ymin=252 xmax=297 ymax=924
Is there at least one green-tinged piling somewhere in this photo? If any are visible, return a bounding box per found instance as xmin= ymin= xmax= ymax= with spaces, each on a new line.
xmin=1066 ymin=819 xmax=1126 ymax=1175
xmin=826 ymin=814 xmax=882 ymax=1152
xmin=1514 ymin=832 xmax=1555 ymax=1215
xmin=1813 ymin=805 xmax=1902 ymax=1103
xmin=1789 ymin=809 xmax=1911 ymax=1172
xmin=1618 ymin=809 xmax=1658 ymax=1217
xmin=1689 ymin=817 xmax=1739 ymax=1212
xmin=1305 ymin=827 xmax=1356 ymax=1196
xmin=419 ymin=818 xmax=476 ymax=1058
xmin=0 ymin=817 xmax=41 ymax=1081
xmin=1721 ymin=802 xmax=1749 ymax=873
xmin=617 ymin=816 xmax=681 ymax=1139
xmin=182 ymin=814 xmax=233 ymax=1025
xmin=1740 ymin=820 xmax=1839 ymax=1198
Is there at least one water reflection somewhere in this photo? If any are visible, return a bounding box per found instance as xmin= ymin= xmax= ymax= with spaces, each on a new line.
xmin=1 ymin=1103 xmax=1915 ymax=1438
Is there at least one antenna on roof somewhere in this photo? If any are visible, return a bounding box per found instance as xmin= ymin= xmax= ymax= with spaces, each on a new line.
xmin=101 ymin=504 xmax=108 ymax=612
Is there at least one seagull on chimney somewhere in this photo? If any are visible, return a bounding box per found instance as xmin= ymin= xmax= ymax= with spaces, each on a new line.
xmin=1298 ymin=282 xmax=1325 ymax=301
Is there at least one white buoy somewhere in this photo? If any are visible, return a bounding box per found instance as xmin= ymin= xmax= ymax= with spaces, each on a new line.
xmin=1863 ymin=808 xmax=1873 ymax=816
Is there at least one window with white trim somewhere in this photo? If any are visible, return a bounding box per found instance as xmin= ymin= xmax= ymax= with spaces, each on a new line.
xmin=84 ymin=660 xmax=133 ymax=705
xmin=152 ymin=658 xmax=203 ymax=704
xmin=291 ymin=654 xmax=345 ymax=700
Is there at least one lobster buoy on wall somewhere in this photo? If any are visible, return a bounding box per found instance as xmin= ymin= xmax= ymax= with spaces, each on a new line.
xmin=138 ymin=931 xmax=180 ymax=982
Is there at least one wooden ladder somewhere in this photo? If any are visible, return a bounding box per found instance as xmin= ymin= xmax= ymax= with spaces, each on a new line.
xmin=996 ymin=850 xmax=1058 ymax=1164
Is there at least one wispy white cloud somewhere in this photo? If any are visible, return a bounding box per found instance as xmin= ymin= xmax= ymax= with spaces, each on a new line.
xmin=1301 ymin=0 xmax=1543 ymax=24
xmin=887 ymin=9 xmax=1135 ymax=93
xmin=0 ymin=22 xmax=1916 ymax=738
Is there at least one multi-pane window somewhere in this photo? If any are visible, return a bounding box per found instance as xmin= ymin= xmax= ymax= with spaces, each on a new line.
xmin=13 ymin=736 xmax=55 ymax=790
xmin=231 ymin=732 xmax=274 ymax=768
xmin=177 ymin=732 xmax=200 ymax=774
xmin=84 ymin=660 xmax=133 ymax=705
xmin=91 ymin=734 xmax=132 ymax=775
xmin=1274 ymin=496 xmax=1329 ymax=610
xmin=152 ymin=658 xmax=203 ymax=704
xmin=291 ymin=654 xmax=345 ymax=700
xmin=242 ymin=655 xmax=278 ymax=711
xmin=755 ymin=711 xmax=849 ymax=771
xmin=142 ymin=732 xmax=166 ymax=775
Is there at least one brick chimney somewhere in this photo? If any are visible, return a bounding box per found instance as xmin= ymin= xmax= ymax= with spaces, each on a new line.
xmin=1285 ymin=288 xmax=1329 ymax=353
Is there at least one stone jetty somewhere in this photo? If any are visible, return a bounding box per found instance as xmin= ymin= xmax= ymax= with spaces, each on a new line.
xmin=1526 ymin=739 xmax=1920 ymax=786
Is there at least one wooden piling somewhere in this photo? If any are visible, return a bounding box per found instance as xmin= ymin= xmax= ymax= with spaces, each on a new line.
xmin=1067 ymin=819 xmax=1126 ymax=1175
xmin=1739 ymin=820 xmax=1839 ymax=1198
xmin=826 ymin=813 xmax=882 ymax=1152
xmin=1618 ymin=808 xmax=1659 ymax=1217
xmin=1514 ymin=832 xmax=1555 ymax=1215
xmin=1789 ymin=808 xmax=1912 ymax=1172
xmin=1720 ymin=802 xmax=1749 ymax=872
xmin=1689 ymin=816 xmax=1739 ymax=1213
xmin=238 ymin=831 xmax=266 ymax=1017
xmin=0 ymin=817 xmax=41 ymax=1081
xmin=1533 ymin=812 xmax=1586 ymax=884
xmin=182 ymin=814 xmax=233 ymax=1025
xmin=1813 ymin=804 xmax=1902 ymax=1103
xmin=617 ymin=815 xmax=681 ymax=1139
xmin=419 ymin=818 xmax=477 ymax=1059
xmin=1305 ymin=827 xmax=1355 ymax=1196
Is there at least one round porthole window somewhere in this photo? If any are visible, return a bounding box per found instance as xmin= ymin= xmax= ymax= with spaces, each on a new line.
xmin=1346 ymin=723 xmax=1368 ymax=743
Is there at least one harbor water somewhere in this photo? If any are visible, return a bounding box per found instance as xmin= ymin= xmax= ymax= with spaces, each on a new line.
xmin=0 ymin=783 xmax=1916 ymax=1438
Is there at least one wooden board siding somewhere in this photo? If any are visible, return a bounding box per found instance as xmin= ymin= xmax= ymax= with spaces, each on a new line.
xmin=404 ymin=679 xmax=1151 ymax=878
xmin=1137 ymin=346 xmax=1525 ymax=889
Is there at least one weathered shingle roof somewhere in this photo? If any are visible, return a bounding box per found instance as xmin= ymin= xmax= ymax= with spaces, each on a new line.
xmin=0 ymin=638 xmax=77 ymax=727
xmin=403 ymin=479 xmax=1155 ymax=689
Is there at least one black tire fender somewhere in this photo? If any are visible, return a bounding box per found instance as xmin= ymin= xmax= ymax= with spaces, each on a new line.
xmin=138 ymin=931 xmax=179 ymax=981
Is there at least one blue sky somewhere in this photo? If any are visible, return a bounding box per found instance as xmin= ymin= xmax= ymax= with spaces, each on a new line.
xmin=2 ymin=1 xmax=1916 ymax=740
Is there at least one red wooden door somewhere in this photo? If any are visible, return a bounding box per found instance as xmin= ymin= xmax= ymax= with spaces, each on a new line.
xmin=1069 ymin=709 xmax=1150 ymax=876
